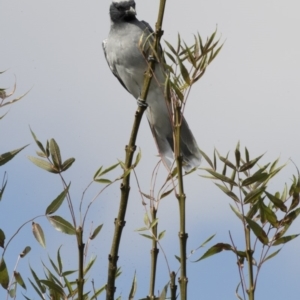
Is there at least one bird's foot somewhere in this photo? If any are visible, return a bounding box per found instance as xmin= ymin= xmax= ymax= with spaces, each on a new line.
xmin=137 ymin=97 xmax=148 ymax=107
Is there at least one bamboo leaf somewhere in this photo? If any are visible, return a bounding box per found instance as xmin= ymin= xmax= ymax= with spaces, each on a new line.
xmin=40 ymin=280 xmax=66 ymax=297
xmin=272 ymin=234 xmax=300 ymax=246
xmin=244 ymin=187 xmax=265 ymax=204
xmin=242 ymin=172 xmax=269 ymax=187
xmin=98 ymin=162 xmax=119 ymax=177
xmin=61 ymin=158 xmax=75 ymax=172
xmin=128 ymin=272 xmax=137 ymax=300
xmin=215 ymin=183 xmax=240 ymax=202
xmin=0 ymin=259 xmax=9 ymax=289
xmin=14 ymin=271 xmax=26 ymax=289
xmin=49 ymin=139 xmax=62 ymax=169
xmin=158 ymin=230 xmax=166 ymax=240
xmin=45 ymin=184 xmax=70 ymax=215
xmin=159 ymin=283 xmax=168 ymax=300
xmin=265 ymin=191 xmax=287 ymax=212
xmin=47 ymin=216 xmax=76 ymax=235
xmin=90 ymin=224 xmax=103 ymax=240
xmin=0 ymin=145 xmax=28 ymax=166
xmin=139 ymin=234 xmax=154 ymax=240
xmin=262 ymin=248 xmax=281 ymax=263
xmin=28 ymin=156 xmax=58 ymax=173
xmin=199 ymin=148 xmax=214 ymax=169
xmin=229 ymin=204 xmax=243 ymax=221
xmin=57 ymin=246 xmax=63 ymax=275
xmin=202 ymin=168 xmax=237 ymax=186
xmin=194 ymin=243 xmax=232 ymax=262
xmin=244 ymin=217 xmax=269 ymax=245
xmin=84 ymin=256 xmax=97 ymax=275
xmin=32 ymin=222 xmax=46 ymax=248
xmin=239 ymin=154 xmax=264 ymax=172
xmin=0 ymin=229 xmax=5 ymax=248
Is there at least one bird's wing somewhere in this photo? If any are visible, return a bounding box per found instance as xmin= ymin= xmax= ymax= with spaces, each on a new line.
xmin=102 ymin=39 xmax=130 ymax=93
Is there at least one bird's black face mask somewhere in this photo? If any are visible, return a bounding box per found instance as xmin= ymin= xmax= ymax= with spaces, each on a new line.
xmin=110 ymin=0 xmax=137 ymax=22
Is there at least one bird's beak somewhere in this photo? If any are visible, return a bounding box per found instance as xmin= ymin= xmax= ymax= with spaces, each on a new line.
xmin=126 ymin=6 xmax=136 ymax=16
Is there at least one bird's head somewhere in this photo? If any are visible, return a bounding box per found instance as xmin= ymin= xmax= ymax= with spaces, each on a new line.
xmin=110 ymin=0 xmax=137 ymax=23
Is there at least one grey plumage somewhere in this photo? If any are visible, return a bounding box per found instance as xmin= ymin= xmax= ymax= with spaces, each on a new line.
xmin=103 ymin=0 xmax=201 ymax=171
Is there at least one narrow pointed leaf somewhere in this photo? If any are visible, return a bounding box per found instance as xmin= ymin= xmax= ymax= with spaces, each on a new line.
xmin=159 ymin=283 xmax=168 ymax=300
xmin=40 ymin=280 xmax=66 ymax=297
xmin=244 ymin=187 xmax=265 ymax=204
xmin=0 ymin=259 xmax=9 ymax=289
xmin=47 ymin=216 xmax=76 ymax=235
xmin=272 ymin=234 xmax=300 ymax=246
xmin=45 ymin=184 xmax=70 ymax=215
xmin=242 ymin=172 xmax=269 ymax=187
xmin=0 ymin=145 xmax=28 ymax=166
xmin=244 ymin=216 xmax=269 ymax=245
xmin=139 ymin=234 xmax=154 ymax=240
xmin=90 ymin=224 xmax=103 ymax=240
xmin=32 ymin=222 xmax=46 ymax=248
xmin=215 ymin=183 xmax=240 ymax=202
xmin=30 ymin=128 xmax=46 ymax=153
xmin=158 ymin=230 xmax=166 ymax=240
xmin=262 ymin=248 xmax=281 ymax=263
xmin=84 ymin=256 xmax=97 ymax=275
xmin=61 ymin=158 xmax=75 ymax=172
xmin=194 ymin=243 xmax=232 ymax=262
xmin=128 ymin=272 xmax=137 ymax=300
xmin=98 ymin=162 xmax=120 ymax=177
xmin=28 ymin=156 xmax=58 ymax=173
xmin=14 ymin=271 xmax=26 ymax=289
xmin=239 ymin=154 xmax=264 ymax=172
xmin=49 ymin=139 xmax=62 ymax=169
xmin=202 ymin=168 xmax=237 ymax=186
xmin=229 ymin=204 xmax=243 ymax=221
xmin=265 ymin=191 xmax=287 ymax=212
xmin=0 ymin=229 xmax=5 ymax=248
xmin=28 ymin=278 xmax=44 ymax=298
xmin=57 ymin=246 xmax=63 ymax=275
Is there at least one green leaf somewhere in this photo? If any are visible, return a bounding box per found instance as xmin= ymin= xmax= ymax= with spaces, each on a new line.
xmin=216 ymin=151 xmax=236 ymax=170
xmin=57 ymin=246 xmax=63 ymax=275
xmin=28 ymin=156 xmax=58 ymax=173
xmin=94 ymin=178 xmax=112 ymax=184
xmin=61 ymin=158 xmax=75 ymax=172
xmin=0 ymin=229 xmax=5 ymax=248
xmin=0 ymin=259 xmax=9 ymax=289
xmin=244 ymin=216 xmax=269 ymax=245
xmin=20 ymin=246 xmax=31 ymax=258
xmin=198 ymin=148 xmax=214 ymax=169
xmin=29 ymin=266 xmax=46 ymax=293
xmin=84 ymin=256 xmax=97 ymax=275
xmin=158 ymin=230 xmax=166 ymax=240
xmin=246 ymin=201 xmax=259 ymax=219
xmin=47 ymin=216 xmax=76 ymax=235
xmin=133 ymin=149 xmax=141 ymax=168
xmin=98 ymin=162 xmax=120 ymax=177
xmin=14 ymin=271 xmax=26 ymax=289
xmin=260 ymin=201 xmax=278 ymax=227
xmin=128 ymin=272 xmax=137 ymax=300
xmin=30 ymin=128 xmax=46 ymax=154
xmin=177 ymin=54 xmax=191 ymax=85
xmin=194 ymin=243 xmax=232 ymax=262
xmin=49 ymin=139 xmax=62 ymax=169
xmin=244 ymin=187 xmax=265 ymax=204
xmin=40 ymin=280 xmax=66 ymax=297
xmin=202 ymin=168 xmax=237 ymax=186
xmin=150 ymin=218 xmax=159 ymax=229
xmin=175 ymin=255 xmax=181 ymax=263
xmin=0 ymin=145 xmax=28 ymax=166
xmin=242 ymin=172 xmax=269 ymax=187
xmin=265 ymin=191 xmax=287 ymax=212
xmin=0 ymin=175 xmax=7 ymax=201
xmin=272 ymin=234 xmax=300 ymax=246
xmin=90 ymin=224 xmax=103 ymax=240
xmin=90 ymin=285 xmax=106 ymax=300
xmin=235 ymin=142 xmax=240 ymax=168
xmin=159 ymin=282 xmax=168 ymax=300
xmin=45 ymin=184 xmax=70 ymax=215
xmin=28 ymin=278 xmax=44 ymax=299
xmin=262 ymin=248 xmax=281 ymax=263
xmin=195 ymin=234 xmax=216 ymax=250
xmin=32 ymin=222 xmax=46 ymax=248
xmin=239 ymin=154 xmax=264 ymax=172
xmin=164 ymin=40 xmax=177 ymax=55
xmin=215 ymin=183 xmax=240 ymax=202
xmin=229 ymin=204 xmax=243 ymax=221
xmin=159 ymin=188 xmax=174 ymax=200
xmin=139 ymin=234 xmax=154 ymax=240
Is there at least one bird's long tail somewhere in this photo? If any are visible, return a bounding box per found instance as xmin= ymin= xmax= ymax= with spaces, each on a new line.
xmin=147 ymin=113 xmax=201 ymax=172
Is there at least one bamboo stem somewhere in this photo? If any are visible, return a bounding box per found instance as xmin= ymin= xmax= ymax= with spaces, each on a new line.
xmin=245 ymin=225 xmax=255 ymax=300
xmin=76 ymin=226 xmax=85 ymax=300
xmin=105 ymin=2 xmax=167 ymax=299
xmin=174 ymin=103 xmax=188 ymax=300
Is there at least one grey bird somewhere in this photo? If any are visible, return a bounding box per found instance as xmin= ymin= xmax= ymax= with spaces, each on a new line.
xmin=103 ymin=0 xmax=201 ymax=171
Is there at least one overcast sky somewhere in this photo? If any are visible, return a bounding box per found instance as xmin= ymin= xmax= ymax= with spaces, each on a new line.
xmin=1 ymin=0 xmax=300 ymax=299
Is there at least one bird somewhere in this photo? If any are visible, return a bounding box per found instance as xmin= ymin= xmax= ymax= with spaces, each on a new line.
xmin=103 ymin=0 xmax=201 ymax=171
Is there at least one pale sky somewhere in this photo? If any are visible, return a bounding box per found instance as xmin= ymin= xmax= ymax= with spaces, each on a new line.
xmin=1 ymin=1 xmax=300 ymax=299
